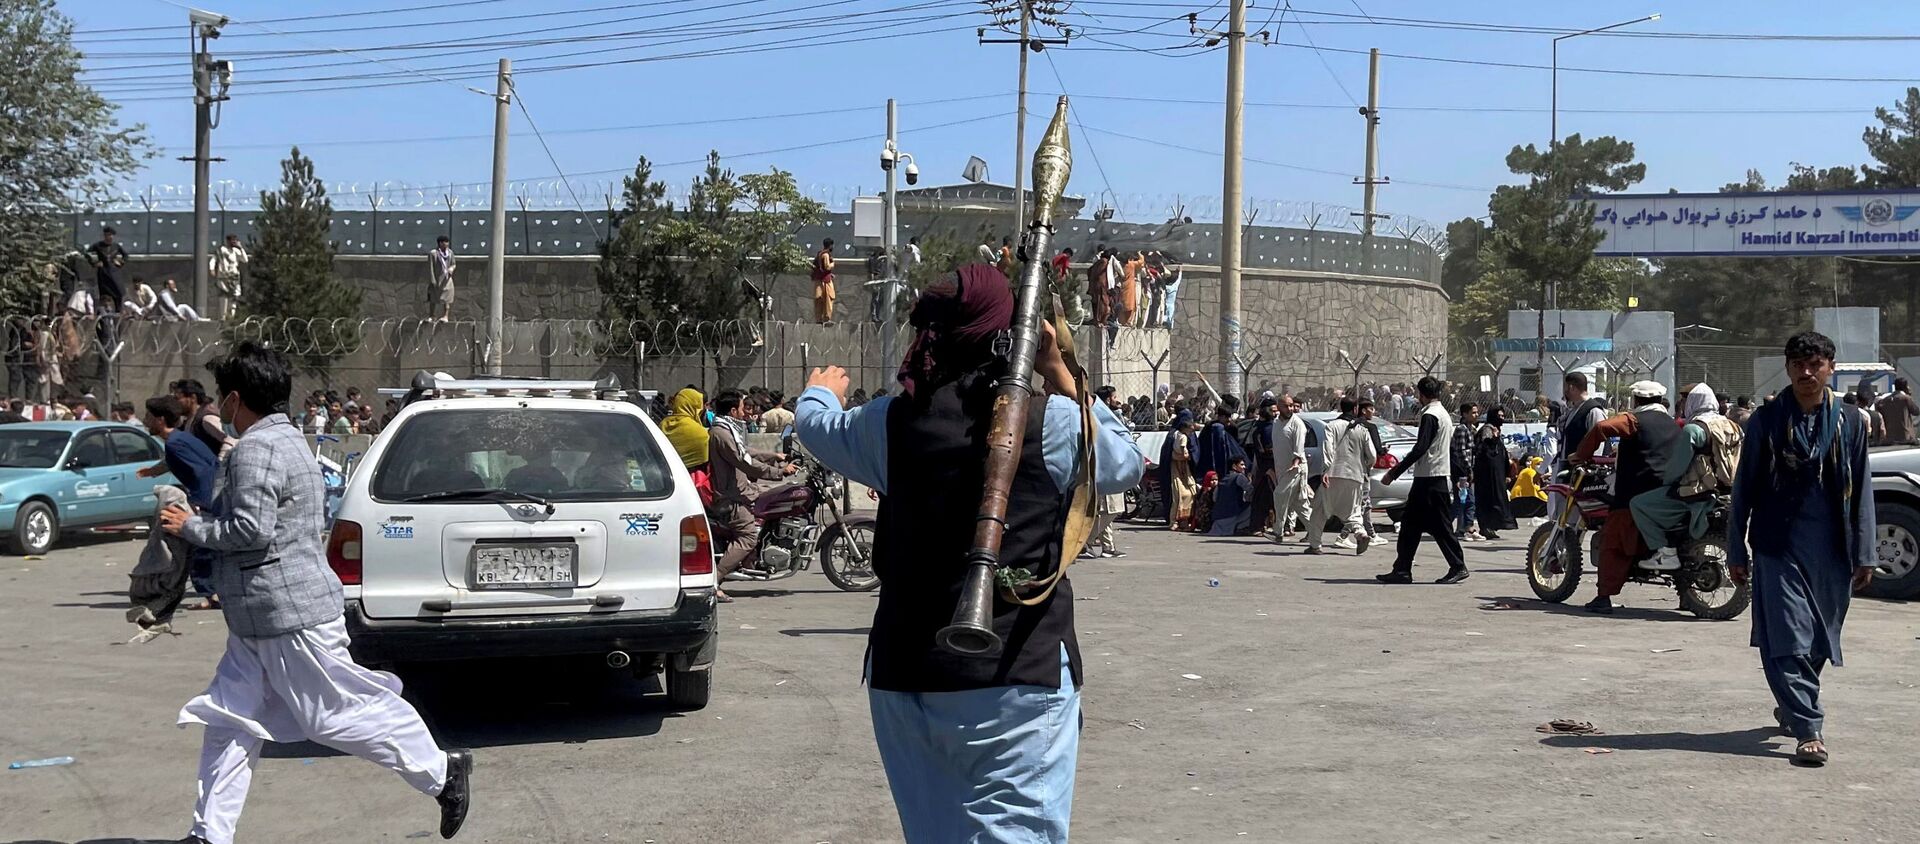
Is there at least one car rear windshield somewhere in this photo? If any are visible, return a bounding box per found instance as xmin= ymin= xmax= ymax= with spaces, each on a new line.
xmin=370 ymin=409 xmax=674 ymax=503
xmin=0 ymin=430 xmax=71 ymax=468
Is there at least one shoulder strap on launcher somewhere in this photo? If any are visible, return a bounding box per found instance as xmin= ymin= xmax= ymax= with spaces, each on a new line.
xmin=1001 ymin=294 xmax=1100 ymax=607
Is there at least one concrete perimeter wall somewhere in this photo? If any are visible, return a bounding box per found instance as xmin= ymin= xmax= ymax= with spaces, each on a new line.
xmin=78 ymin=255 xmax=1446 ymax=405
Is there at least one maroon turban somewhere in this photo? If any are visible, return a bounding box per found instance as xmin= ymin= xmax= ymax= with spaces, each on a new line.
xmin=896 ymin=262 xmax=1015 ymax=398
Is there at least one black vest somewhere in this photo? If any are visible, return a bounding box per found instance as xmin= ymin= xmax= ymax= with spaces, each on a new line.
xmin=1616 ymin=406 xmax=1682 ymax=500
xmin=872 ymin=368 xmax=1079 ymax=693
xmin=1560 ymin=397 xmax=1608 ymax=459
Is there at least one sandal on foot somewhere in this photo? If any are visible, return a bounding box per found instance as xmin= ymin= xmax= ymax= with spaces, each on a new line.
xmin=1794 ymin=736 xmax=1829 ymax=766
xmin=1772 ymin=707 xmax=1792 ymax=737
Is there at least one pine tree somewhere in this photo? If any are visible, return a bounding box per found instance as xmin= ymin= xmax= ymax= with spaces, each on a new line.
xmin=595 ymin=157 xmax=683 ymax=323
xmin=245 ymin=147 xmax=362 ymax=375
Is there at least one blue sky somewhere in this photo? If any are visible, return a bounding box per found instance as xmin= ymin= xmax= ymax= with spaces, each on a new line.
xmin=64 ymin=0 xmax=1920 ymax=230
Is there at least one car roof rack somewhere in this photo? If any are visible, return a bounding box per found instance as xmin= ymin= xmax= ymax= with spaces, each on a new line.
xmin=380 ymin=371 xmax=651 ymax=405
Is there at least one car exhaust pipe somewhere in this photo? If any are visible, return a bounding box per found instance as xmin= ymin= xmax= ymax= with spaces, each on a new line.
xmin=606 ymin=650 xmax=632 ymax=669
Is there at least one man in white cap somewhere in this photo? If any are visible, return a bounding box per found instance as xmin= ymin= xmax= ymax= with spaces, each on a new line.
xmin=1569 ymin=379 xmax=1685 ymax=614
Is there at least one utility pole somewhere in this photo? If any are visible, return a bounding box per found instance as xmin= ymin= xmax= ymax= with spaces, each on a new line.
xmin=882 ymin=99 xmax=899 ymax=377
xmin=978 ymin=4 xmax=1068 ymax=237
xmin=486 ymin=58 xmax=511 ymax=375
xmin=1014 ymin=2 xmax=1031 ymax=232
xmin=186 ymin=11 xmax=230 ymax=316
xmin=1220 ymin=0 xmax=1248 ymax=399
xmin=1351 ymin=48 xmax=1388 ymax=275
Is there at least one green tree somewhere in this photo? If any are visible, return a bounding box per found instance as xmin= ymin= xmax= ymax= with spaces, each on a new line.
xmin=243 ymin=147 xmax=361 ymax=376
xmin=657 ymin=151 xmax=825 ymax=323
xmin=0 ymin=0 xmax=151 ymax=311
xmin=595 ymin=157 xmax=682 ymax=323
xmin=1862 ymin=88 xmax=1920 ymax=188
xmin=1453 ymin=135 xmax=1646 ymax=339
xmin=1439 ymin=217 xmax=1490 ymax=311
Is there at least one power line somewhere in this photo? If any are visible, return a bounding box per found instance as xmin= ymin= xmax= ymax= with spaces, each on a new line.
xmin=150 ymin=92 xmax=1006 ymax=152
xmin=320 ymin=109 xmax=1014 ymax=198
xmin=1277 ymin=1 xmax=1359 ymax=108
xmin=1044 ymin=92 xmax=1884 ymax=116
xmin=1039 ymin=49 xmax=1114 ymax=203
xmin=88 ymin=0 xmax=962 ymax=86
xmin=79 ymin=0 xmax=764 ymax=44
xmin=140 ymin=0 xmax=494 ymax=96
xmin=512 ymin=86 xmax=604 ymax=241
xmin=1075 ymin=118 xmax=1493 ymax=193
xmin=101 ymin=20 xmax=981 ymax=102
xmin=75 ymin=0 xmax=518 ymax=35
xmin=1073 ymin=2 xmax=1920 ymax=42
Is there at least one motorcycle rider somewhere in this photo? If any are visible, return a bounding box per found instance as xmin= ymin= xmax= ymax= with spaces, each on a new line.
xmin=707 ymin=389 xmax=795 ymax=602
xmin=1551 ymin=372 xmax=1611 ymax=519
xmin=1569 ymin=380 xmax=1687 ymax=614
xmin=1630 ymin=383 xmax=1744 ymax=569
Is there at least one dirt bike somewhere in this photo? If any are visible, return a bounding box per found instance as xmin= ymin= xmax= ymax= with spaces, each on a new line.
xmin=1526 ymin=463 xmax=1750 ymax=620
xmin=723 ymin=448 xmax=880 ymax=592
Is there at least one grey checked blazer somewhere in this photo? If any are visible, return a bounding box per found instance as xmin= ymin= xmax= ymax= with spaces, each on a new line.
xmin=181 ymin=413 xmax=343 ymax=638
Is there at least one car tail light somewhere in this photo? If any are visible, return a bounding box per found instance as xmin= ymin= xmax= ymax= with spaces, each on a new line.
xmin=680 ymin=514 xmax=714 ymax=576
xmin=327 ymin=520 xmax=363 ymax=585
xmin=1373 ymin=453 xmax=1399 ymax=471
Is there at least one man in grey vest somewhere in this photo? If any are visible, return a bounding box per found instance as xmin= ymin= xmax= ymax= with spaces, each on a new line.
xmin=159 ymin=341 xmax=472 ymax=844
xmin=1376 ymin=376 xmax=1468 ymax=583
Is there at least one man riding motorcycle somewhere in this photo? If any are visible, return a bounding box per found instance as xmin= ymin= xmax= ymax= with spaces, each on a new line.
xmin=1629 ymin=383 xmax=1745 ymax=571
xmin=1569 ymin=380 xmax=1687 ymax=615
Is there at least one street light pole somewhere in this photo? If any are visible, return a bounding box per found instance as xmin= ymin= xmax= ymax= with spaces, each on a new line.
xmin=1539 ymin=12 xmax=1658 ymax=398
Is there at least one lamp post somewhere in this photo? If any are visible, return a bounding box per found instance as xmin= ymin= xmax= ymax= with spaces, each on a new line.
xmin=1539 ymin=12 xmax=1658 ymax=398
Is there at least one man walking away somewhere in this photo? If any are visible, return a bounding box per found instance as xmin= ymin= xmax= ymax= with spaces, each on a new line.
xmin=1377 ymin=377 xmax=1468 ymax=583
xmin=1307 ymin=396 xmax=1378 ymax=554
xmin=158 ymin=341 xmax=471 ymax=843
xmin=1270 ymin=394 xmax=1312 ymax=539
xmin=707 ymin=389 xmax=795 ymax=601
xmin=1877 ymin=377 xmax=1919 ymax=446
xmin=210 ymin=234 xmax=247 ymax=319
xmin=1729 ymin=331 xmax=1874 ymax=767
xmin=427 ymin=236 xmax=456 ymax=322
xmin=813 ymin=239 xmax=837 ymax=325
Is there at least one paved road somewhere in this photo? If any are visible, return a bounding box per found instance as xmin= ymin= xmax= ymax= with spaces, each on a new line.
xmin=4 ymin=523 xmax=1918 ymax=843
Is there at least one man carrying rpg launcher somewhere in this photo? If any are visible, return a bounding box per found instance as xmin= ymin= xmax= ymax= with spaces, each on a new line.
xmin=795 ymin=260 xmax=1142 ymax=840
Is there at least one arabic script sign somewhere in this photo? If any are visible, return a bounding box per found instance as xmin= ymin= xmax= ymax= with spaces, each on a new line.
xmin=1584 ymin=191 xmax=1920 ymax=257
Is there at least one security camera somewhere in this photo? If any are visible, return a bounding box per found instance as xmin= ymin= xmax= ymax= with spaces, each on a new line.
xmin=189 ymin=8 xmax=228 ymax=29
xmin=905 ymin=162 xmax=919 ymax=185
xmin=879 ymin=146 xmax=895 ymax=171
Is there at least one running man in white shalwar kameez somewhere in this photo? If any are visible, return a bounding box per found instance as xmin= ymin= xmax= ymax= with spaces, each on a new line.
xmin=160 ymin=340 xmax=473 ymax=844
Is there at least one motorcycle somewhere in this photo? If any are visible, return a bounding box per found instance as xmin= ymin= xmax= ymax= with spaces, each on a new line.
xmin=723 ymin=446 xmax=880 ymax=592
xmin=1526 ymin=463 xmax=1750 ymax=620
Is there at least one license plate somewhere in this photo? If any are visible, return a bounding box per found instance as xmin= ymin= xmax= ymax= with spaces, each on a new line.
xmin=470 ymin=544 xmax=577 ymax=589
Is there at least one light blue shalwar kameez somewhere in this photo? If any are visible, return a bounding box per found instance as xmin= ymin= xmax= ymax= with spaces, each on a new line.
xmin=795 ymin=387 xmax=1142 ymax=842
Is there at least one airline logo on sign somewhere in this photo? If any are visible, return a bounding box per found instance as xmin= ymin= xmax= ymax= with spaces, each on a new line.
xmin=1585 ymin=191 xmax=1920 ymax=257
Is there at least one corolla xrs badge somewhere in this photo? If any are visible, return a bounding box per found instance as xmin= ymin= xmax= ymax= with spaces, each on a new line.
xmin=621 ymin=513 xmax=662 ymax=536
